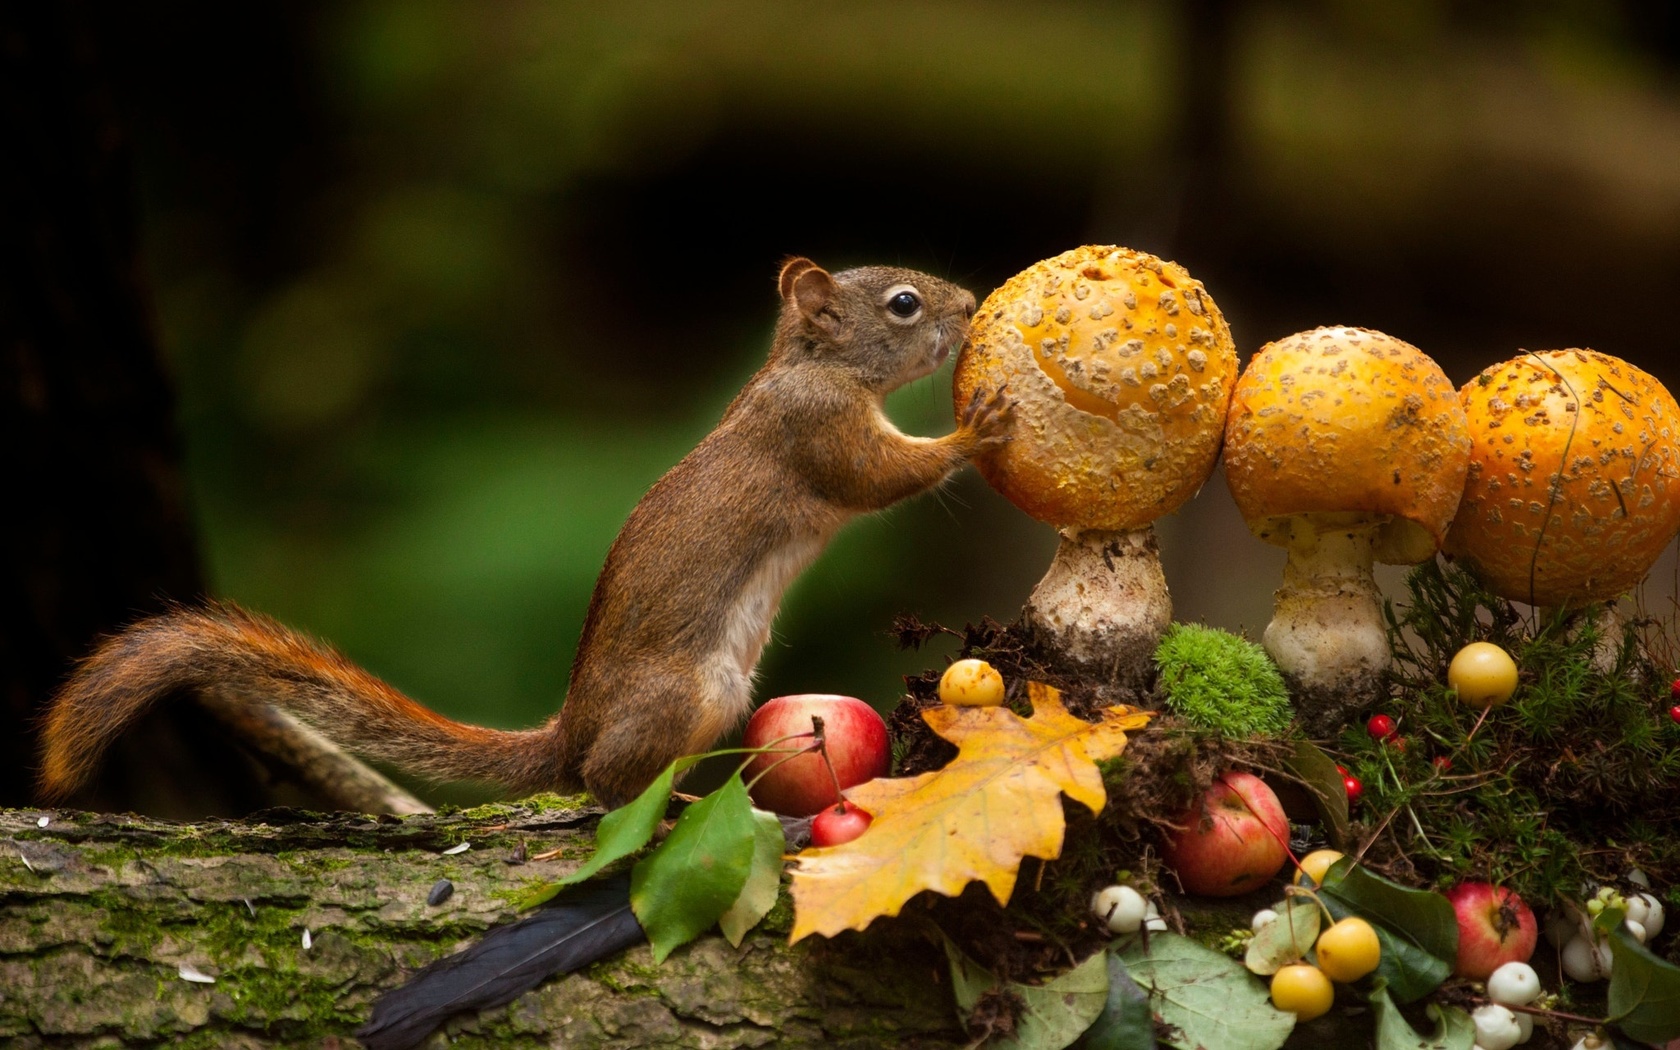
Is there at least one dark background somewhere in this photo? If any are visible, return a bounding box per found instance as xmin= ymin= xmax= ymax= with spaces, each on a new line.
xmin=8 ymin=0 xmax=1680 ymax=812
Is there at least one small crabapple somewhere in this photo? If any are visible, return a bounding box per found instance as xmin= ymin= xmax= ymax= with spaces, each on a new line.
xmin=809 ymin=801 xmax=873 ymax=847
xmin=1314 ymin=917 xmax=1381 ymax=982
xmin=1448 ymin=642 xmax=1519 ymax=708
xmin=939 ymin=658 xmax=1005 ymax=707
xmin=1270 ymin=963 xmax=1333 ymax=1021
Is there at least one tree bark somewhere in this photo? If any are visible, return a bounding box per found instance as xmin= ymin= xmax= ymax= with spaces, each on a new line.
xmin=0 ymin=799 xmax=965 ymax=1049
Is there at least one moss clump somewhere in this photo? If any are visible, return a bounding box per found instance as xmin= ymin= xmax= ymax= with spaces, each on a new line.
xmin=1153 ymin=623 xmax=1292 ymax=737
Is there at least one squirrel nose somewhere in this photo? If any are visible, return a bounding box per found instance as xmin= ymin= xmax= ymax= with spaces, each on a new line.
xmin=960 ymin=291 xmax=977 ymax=319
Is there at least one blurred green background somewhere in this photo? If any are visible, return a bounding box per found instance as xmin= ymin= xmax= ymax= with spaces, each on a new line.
xmin=82 ymin=0 xmax=1680 ymax=800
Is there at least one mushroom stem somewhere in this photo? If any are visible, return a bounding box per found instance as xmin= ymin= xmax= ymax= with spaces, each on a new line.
xmin=1541 ymin=603 xmax=1624 ymax=674
xmin=1264 ymin=517 xmax=1391 ymax=732
xmin=1021 ymin=526 xmax=1171 ymax=693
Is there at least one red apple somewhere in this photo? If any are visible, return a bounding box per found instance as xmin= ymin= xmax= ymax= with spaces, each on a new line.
xmin=810 ymin=801 xmax=873 ymax=847
xmin=1447 ymin=882 xmax=1538 ymax=979
xmin=740 ymin=694 xmax=890 ymax=817
xmin=1162 ymin=771 xmax=1290 ymax=896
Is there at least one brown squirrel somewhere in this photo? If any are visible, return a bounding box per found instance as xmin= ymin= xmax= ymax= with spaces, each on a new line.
xmin=40 ymin=257 xmax=1011 ymax=810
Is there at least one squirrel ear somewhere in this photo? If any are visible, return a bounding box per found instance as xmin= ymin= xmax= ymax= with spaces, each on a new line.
xmin=777 ymin=257 xmax=820 ymax=301
xmin=781 ymin=260 xmax=840 ymax=334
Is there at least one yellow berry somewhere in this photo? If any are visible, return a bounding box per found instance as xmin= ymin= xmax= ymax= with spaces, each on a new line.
xmin=1271 ymin=963 xmax=1334 ymax=1021
xmin=1295 ymin=849 xmax=1345 ymax=888
xmin=1447 ymin=642 xmax=1518 ymax=708
xmin=939 ymin=658 xmax=1005 ymax=707
xmin=1315 ymin=917 xmax=1381 ymax=982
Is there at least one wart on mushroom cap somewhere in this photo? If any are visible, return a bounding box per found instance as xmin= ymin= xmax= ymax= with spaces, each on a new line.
xmin=954 ymin=245 xmax=1237 ymax=690
xmin=1446 ymin=348 xmax=1680 ymax=611
xmin=1222 ymin=326 xmax=1470 ymax=731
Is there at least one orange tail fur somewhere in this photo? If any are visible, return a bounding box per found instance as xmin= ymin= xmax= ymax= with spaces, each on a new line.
xmin=39 ymin=602 xmax=569 ymax=800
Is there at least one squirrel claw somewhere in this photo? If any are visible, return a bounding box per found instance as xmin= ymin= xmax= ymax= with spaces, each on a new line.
xmin=962 ymin=385 xmax=1014 ymax=446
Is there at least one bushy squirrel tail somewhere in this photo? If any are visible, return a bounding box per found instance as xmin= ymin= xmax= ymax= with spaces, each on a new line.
xmin=39 ymin=602 xmax=569 ymax=801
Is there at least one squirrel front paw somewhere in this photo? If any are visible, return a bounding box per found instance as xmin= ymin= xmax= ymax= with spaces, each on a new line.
xmin=960 ymin=385 xmax=1014 ymax=450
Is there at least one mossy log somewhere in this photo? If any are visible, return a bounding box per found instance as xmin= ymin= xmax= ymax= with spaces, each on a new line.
xmin=0 ymin=799 xmax=964 ymax=1049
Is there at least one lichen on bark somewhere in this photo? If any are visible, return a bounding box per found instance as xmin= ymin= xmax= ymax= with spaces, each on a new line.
xmin=0 ymin=802 xmax=964 ymax=1049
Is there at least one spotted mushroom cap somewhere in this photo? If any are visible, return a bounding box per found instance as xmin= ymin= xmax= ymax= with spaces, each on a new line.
xmin=1444 ymin=349 xmax=1680 ymax=607
xmin=953 ymin=245 xmax=1237 ymax=531
xmin=1223 ymin=326 xmax=1471 ymax=564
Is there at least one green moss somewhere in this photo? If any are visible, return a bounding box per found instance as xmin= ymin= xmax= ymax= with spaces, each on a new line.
xmin=1348 ymin=560 xmax=1680 ymax=904
xmin=1153 ymin=623 xmax=1292 ymax=737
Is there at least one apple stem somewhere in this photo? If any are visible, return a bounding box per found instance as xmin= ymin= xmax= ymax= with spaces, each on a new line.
xmin=811 ymin=714 xmax=850 ymax=809
xmin=738 ymin=728 xmax=827 ymax=793
xmin=1464 ymin=702 xmax=1494 ymax=744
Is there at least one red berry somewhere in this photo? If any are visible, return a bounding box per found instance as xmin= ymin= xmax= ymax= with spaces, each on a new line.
xmin=1343 ymin=775 xmax=1363 ymax=804
xmin=1335 ymin=764 xmax=1349 ymax=776
xmin=1433 ymin=756 xmax=1452 ymax=772
xmin=1670 ymin=678 xmax=1680 ymax=700
xmin=810 ymin=801 xmax=873 ymax=847
xmin=1670 ymin=704 xmax=1680 ymax=724
xmin=1388 ymin=736 xmax=1407 ymax=753
xmin=1366 ymin=714 xmax=1396 ymax=741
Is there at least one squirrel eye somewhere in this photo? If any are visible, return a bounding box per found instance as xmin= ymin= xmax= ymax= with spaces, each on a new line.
xmin=887 ymin=291 xmax=922 ymax=318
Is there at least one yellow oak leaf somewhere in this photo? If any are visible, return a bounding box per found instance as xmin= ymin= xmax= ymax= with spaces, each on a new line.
xmin=788 ymin=683 xmax=1151 ymax=943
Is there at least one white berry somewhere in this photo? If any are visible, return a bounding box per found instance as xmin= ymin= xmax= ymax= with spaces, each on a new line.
xmin=1091 ymin=885 xmax=1148 ymax=934
xmin=1144 ymin=915 xmax=1168 ymax=932
xmin=1514 ymin=1012 xmax=1532 ymax=1044
xmin=1560 ymin=935 xmax=1611 ymax=982
xmin=1570 ymin=1034 xmax=1606 ymax=1050
xmin=1472 ymin=1003 xmax=1522 ymax=1050
xmin=1487 ymin=961 xmax=1541 ymax=1006
xmin=1636 ymin=892 xmax=1664 ymax=939
xmin=1626 ymin=919 xmax=1648 ymax=944
xmin=1251 ymin=908 xmax=1279 ymax=931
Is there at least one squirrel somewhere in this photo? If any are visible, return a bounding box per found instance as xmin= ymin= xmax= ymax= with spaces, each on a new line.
xmin=40 ymin=257 xmax=1012 ymax=810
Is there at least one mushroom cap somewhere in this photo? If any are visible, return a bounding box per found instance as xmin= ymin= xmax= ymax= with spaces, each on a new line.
xmin=1444 ymin=349 xmax=1680 ymax=607
xmin=953 ymin=245 xmax=1236 ymax=531
xmin=1223 ymin=326 xmax=1471 ymax=563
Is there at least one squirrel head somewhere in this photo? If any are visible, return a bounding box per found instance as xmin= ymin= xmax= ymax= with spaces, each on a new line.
xmin=774 ymin=257 xmax=977 ymax=391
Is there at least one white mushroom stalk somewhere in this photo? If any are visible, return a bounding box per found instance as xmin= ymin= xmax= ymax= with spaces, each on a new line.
xmin=1262 ymin=513 xmax=1390 ymax=706
xmin=954 ymin=246 xmax=1237 ymax=692
xmin=1223 ymin=327 xmax=1470 ymax=731
xmin=1022 ymin=526 xmax=1172 ymax=689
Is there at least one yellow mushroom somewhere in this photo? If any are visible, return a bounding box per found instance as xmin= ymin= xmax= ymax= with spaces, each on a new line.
xmin=1223 ymin=326 xmax=1470 ymax=726
xmin=954 ymin=245 xmax=1236 ymax=687
xmin=1446 ymin=349 xmax=1680 ymax=609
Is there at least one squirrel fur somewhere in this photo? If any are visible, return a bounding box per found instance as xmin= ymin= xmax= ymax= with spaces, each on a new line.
xmin=40 ymin=257 xmax=1011 ymax=809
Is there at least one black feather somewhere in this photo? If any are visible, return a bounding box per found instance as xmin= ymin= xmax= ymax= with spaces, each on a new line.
xmin=358 ymin=872 xmax=643 ymax=1050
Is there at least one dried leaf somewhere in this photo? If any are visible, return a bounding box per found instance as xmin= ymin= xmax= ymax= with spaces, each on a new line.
xmin=789 ymin=684 xmax=1149 ymax=942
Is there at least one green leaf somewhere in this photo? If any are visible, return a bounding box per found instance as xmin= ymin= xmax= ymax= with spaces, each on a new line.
xmin=1370 ymin=979 xmax=1475 ymax=1050
xmin=1245 ymin=897 xmax=1322 ymax=976
xmin=942 ymin=936 xmax=998 ymax=1017
xmin=994 ymin=951 xmax=1111 ymax=1050
xmin=630 ymin=774 xmax=757 ymax=962
xmin=1607 ymin=923 xmax=1680 ymax=1044
xmin=1118 ymin=932 xmax=1294 ymax=1050
xmin=1318 ymin=859 xmax=1455 ymax=1003
xmin=717 ymin=807 xmax=786 ymax=947
xmin=1075 ymin=952 xmax=1156 ymax=1050
xmin=1283 ymin=740 xmax=1350 ymax=850
xmin=518 ymin=754 xmax=701 ymax=908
